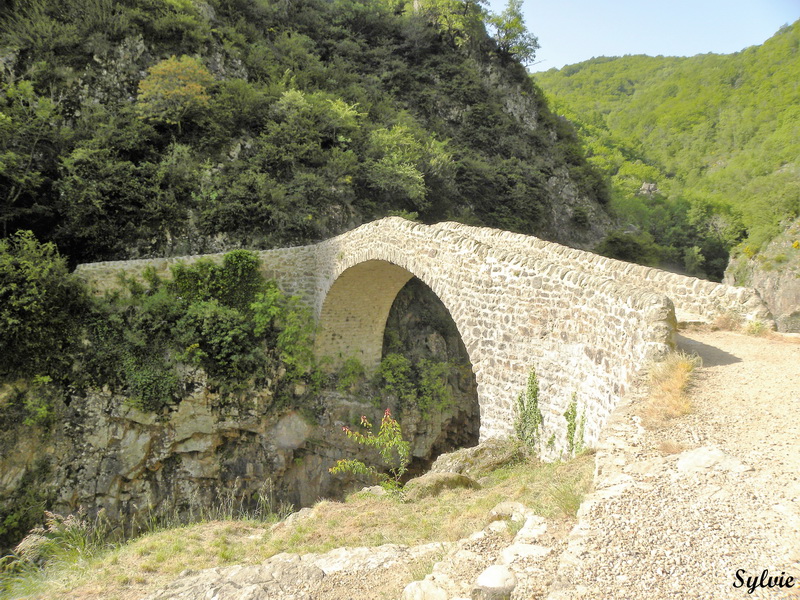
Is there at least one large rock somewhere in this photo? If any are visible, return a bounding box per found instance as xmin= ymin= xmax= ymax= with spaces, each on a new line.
xmin=429 ymin=438 xmax=524 ymax=478
xmin=725 ymin=217 xmax=800 ymax=332
xmin=404 ymin=472 xmax=481 ymax=501
xmin=471 ymin=565 xmax=517 ymax=600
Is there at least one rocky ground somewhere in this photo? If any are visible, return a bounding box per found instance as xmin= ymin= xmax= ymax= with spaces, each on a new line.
xmin=549 ymin=329 xmax=800 ymax=600
xmin=139 ymin=329 xmax=800 ymax=600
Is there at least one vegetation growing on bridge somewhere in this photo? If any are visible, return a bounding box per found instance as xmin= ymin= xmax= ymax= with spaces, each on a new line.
xmin=515 ymin=368 xmax=543 ymax=452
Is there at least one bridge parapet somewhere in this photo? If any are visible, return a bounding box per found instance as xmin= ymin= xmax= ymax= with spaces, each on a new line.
xmin=433 ymin=221 xmax=772 ymax=326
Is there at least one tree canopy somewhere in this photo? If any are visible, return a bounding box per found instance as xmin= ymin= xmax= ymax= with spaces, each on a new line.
xmin=536 ymin=20 xmax=800 ymax=279
xmin=0 ymin=0 xmax=605 ymax=264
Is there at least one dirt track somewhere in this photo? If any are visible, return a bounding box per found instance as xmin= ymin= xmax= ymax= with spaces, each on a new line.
xmin=548 ymin=329 xmax=800 ymax=600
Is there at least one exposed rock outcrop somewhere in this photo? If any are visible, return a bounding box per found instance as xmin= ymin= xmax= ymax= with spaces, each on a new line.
xmin=0 ymin=383 xmax=477 ymax=552
xmin=725 ymin=217 xmax=800 ymax=332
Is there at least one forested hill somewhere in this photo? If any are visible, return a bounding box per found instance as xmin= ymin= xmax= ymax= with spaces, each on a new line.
xmin=535 ymin=20 xmax=800 ymax=281
xmin=0 ymin=0 xmax=610 ymax=264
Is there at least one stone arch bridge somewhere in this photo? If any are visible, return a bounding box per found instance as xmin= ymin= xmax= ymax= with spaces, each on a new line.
xmin=77 ymin=218 xmax=770 ymax=453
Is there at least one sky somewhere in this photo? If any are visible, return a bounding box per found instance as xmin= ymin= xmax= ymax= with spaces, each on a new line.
xmin=484 ymin=0 xmax=800 ymax=72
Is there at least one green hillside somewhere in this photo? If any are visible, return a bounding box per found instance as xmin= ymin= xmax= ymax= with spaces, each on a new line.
xmin=535 ymin=20 xmax=800 ymax=280
xmin=0 ymin=0 xmax=607 ymax=265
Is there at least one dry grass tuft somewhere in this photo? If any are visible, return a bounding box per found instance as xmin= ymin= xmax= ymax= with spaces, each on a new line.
xmin=641 ymin=351 xmax=702 ymax=428
xmin=711 ymin=311 xmax=743 ymax=331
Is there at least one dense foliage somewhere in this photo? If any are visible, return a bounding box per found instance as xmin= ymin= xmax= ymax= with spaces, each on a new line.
xmin=0 ymin=231 xmax=89 ymax=379
xmin=536 ymin=20 xmax=800 ymax=279
xmin=0 ymin=237 xmax=317 ymax=421
xmin=0 ymin=0 xmax=606 ymax=264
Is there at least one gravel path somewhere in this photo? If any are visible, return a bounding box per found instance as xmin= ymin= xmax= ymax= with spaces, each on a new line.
xmin=548 ymin=330 xmax=800 ymax=600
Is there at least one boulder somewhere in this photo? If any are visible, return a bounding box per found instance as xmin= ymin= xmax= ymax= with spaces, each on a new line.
xmin=404 ymin=472 xmax=481 ymax=501
xmin=429 ymin=439 xmax=523 ymax=478
xmin=471 ymin=565 xmax=517 ymax=600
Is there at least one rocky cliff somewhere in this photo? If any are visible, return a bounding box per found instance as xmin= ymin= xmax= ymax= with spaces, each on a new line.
xmin=0 ymin=379 xmax=478 ymax=554
xmin=725 ymin=218 xmax=800 ymax=332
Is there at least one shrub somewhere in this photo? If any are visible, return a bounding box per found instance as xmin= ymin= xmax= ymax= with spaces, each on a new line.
xmin=337 ymin=356 xmax=366 ymax=393
xmin=176 ymin=299 xmax=260 ymax=383
xmin=0 ymin=231 xmax=89 ymax=380
xmin=744 ymin=320 xmax=768 ymax=336
xmin=170 ymin=250 xmax=265 ymax=312
xmin=376 ymin=353 xmax=454 ymax=415
xmin=123 ymin=357 xmax=179 ymax=412
xmin=377 ymin=353 xmax=417 ymax=407
xmin=417 ymin=359 xmax=453 ymax=413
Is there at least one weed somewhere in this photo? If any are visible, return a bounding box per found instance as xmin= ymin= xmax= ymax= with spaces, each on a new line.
xmin=549 ymin=481 xmax=584 ymax=517
xmin=407 ymin=545 xmax=446 ymax=581
xmin=563 ymin=392 xmax=586 ymax=456
xmin=515 ymin=368 xmax=543 ymax=454
xmin=744 ymin=320 xmax=768 ymax=336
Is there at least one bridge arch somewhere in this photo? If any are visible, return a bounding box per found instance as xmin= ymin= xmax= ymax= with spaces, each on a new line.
xmin=79 ymin=218 xmax=771 ymax=453
xmin=314 ymin=259 xmax=478 ymax=376
xmin=308 ymin=218 xmax=677 ymax=447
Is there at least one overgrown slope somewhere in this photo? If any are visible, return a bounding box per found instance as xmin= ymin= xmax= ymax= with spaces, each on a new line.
xmin=0 ymin=0 xmax=610 ymax=264
xmin=535 ymin=20 xmax=800 ymax=280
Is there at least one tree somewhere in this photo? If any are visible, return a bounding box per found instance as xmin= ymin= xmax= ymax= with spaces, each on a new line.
xmin=329 ymin=408 xmax=411 ymax=490
xmin=412 ymin=0 xmax=488 ymax=47
xmin=0 ymin=81 xmax=69 ymax=237
xmin=136 ymin=55 xmax=214 ymax=128
xmin=364 ymin=124 xmax=453 ymax=212
xmin=489 ymin=0 xmax=539 ymax=65
xmin=0 ymin=231 xmax=89 ymax=378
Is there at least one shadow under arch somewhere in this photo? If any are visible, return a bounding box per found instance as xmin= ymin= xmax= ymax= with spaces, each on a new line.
xmin=315 ymin=257 xmax=482 ymax=467
xmin=315 ymin=258 xmax=478 ymax=375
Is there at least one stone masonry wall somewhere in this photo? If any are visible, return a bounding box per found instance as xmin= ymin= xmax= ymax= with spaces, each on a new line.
xmin=76 ymin=217 xmax=767 ymax=454
xmin=432 ymin=222 xmax=773 ymax=325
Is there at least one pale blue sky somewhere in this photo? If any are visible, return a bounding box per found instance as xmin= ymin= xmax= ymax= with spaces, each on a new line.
xmin=485 ymin=0 xmax=800 ymax=71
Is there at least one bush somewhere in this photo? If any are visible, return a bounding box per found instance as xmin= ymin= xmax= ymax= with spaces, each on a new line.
xmin=376 ymin=353 xmax=454 ymax=415
xmin=377 ymin=353 xmax=417 ymax=407
xmin=0 ymin=231 xmax=89 ymax=380
xmin=337 ymin=356 xmax=366 ymax=393
xmin=123 ymin=357 xmax=179 ymax=412
xmin=176 ymin=299 xmax=261 ymax=383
